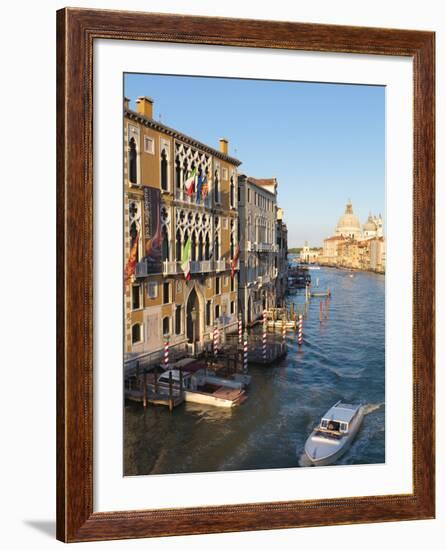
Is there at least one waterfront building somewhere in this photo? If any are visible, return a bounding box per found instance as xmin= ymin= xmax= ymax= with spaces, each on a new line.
xmin=276 ymin=208 xmax=288 ymax=306
xmin=124 ymin=96 xmax=241 ymax=366
xmin=369 ymin=236 xmax=386 ymax=272
xmin=320 ymin=200 xmax=385 ymax=272
xmin=321 ymin=235 xmax=346 ymax=265
xmin=238 ymin=175 xmax=279 ymax=325
xmin=300 ymin=241 xmax=321 ymax=264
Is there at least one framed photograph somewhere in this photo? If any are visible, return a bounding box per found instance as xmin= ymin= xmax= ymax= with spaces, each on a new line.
xmin=56 ymin=8 xmax=435 ymax=542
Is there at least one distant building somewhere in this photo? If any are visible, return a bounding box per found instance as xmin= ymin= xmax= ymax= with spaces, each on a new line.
xmin=363 ymin=213 xmax=384 ymax=239
xmin=276 ymin=208 xmax=288 ymax=307
xmin=238 ymin=175 xmax=279 ymax=325
xmin=300 ymin=241 xmax=320 ymax=264
xmin=369 ymin=237 xmax=386 ymax=272
xmin=319 ymin=200 xmax=385 ymax=273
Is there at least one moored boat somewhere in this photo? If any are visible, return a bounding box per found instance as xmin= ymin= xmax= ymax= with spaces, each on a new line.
xmin=303 ymin=401 xmax=364 ymax=466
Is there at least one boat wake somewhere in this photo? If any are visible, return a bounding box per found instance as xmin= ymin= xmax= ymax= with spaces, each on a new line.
xmin=318 ymin=363 xmax=365 ymax=379
xmin=298 ymin=453 xmax=313 ymax=468
xmin=362 ymin=402 xmax=384 ymax=415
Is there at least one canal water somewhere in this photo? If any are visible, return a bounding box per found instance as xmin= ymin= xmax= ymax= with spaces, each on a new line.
xmin=124 ymin=266 xmax=385 ymax=476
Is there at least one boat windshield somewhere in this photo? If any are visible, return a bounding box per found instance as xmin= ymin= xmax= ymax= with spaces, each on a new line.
xmin=320 ymin=419 xmax=341 ymax=431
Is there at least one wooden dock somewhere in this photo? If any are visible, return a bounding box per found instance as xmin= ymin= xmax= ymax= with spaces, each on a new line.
xmin=125 ymin=388 xmax=185 ymax=409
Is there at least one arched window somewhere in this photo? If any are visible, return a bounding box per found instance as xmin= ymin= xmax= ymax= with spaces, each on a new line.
xmin=205 ymin=234 xmax=210 ymax=260
xmin=215 ymin=235 xmax=220 ymax=260
xmin=230 ymin=176 xmax=235 ymax=208
xmin=198 ymin=233 xmax=204 ymax=261
xmin=128 ymin=137 xmax=137 ymax=184
xmin=129 ymin=221 xmax=139 ymax=262
xmin=163 ymin=317 xmax=170 ymax=336
xmin=176 ymin=229 xmax=182 ymax=261
xmin=160 ymin=149 xmax=168 ymax=191
xmin=161 ymin=225 xmax=169 ymax=261
xmin=214 ymin=170 xmax=219 ymax=203
xmin=191 ymin=231 xmax=197 ymax=261
xmin=175 ymin=157 xmax=181 ymax=189
xmin=183 ymin=159 xmax=188 ymax=185
xmin=131 ymin=324 xmax=142 ymax=344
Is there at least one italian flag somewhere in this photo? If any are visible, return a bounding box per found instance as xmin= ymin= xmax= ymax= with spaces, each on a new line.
xmin=181 ymin=238 xmax=192 ymax=281
xmin=184 ymin=168 xmax=196 ymax=196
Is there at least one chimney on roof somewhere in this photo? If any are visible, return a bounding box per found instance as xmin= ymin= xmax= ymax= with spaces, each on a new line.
xmin=124 ymin=97 xmax=130 ymax=110
xmin=135 ymin=96 xmax=154 ymax=118
xmin=219 ymin=138 xmax=228 ymax=155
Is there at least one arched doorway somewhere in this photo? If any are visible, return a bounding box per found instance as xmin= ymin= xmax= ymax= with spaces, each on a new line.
xmin=186 ymin=288 xmax=200 ymax=344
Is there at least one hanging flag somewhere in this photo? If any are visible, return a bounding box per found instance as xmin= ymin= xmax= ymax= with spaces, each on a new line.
xmin=231 ymin=244 xmax=240 ymax=279
xmin=124 ymin=232 xmax=139 ymax=286
xmin=181 ymin=238 xmax=192 ymax=281
xmin=184 ymin=168 xmax=196 ymax=196
xmin=201 ymin=173 xmax=209 ymax=200
xmin=196 ymin=172 xmax=203 ymax=203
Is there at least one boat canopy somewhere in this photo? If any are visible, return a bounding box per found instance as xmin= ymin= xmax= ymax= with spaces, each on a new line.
xmin=321 ymin=403 xmax=360 ymax=424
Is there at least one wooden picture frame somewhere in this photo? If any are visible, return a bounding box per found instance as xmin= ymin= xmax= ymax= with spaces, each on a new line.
xmin=56 ymin=8 xmax=435 ymax=542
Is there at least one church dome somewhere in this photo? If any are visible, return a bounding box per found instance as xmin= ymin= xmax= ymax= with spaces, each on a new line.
xmin=335 ymin=201 xmax=362 ymax=239
xmin=363 ymin=215 xmax=377 ymax=232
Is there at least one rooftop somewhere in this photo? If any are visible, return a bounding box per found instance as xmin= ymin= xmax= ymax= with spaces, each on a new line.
xmin=125 ymin=107 xmax=242 ymax=167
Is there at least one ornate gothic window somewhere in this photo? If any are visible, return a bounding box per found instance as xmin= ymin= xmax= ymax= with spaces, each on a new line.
xmin=128 ymin=137 xmax=137 ymax=184
xmin=175 ymin=157 xmax=181 ymax=189
xmin=214 ymin=170 xmax=219 ymax=202
xmin=198 ymin=233 xmax=204 ymax=261
xmin=161 ymin=225 xmax=169 ymax=261
xmin=176 ymin=229 xmax=182 ymax=261
xmin=191 ymin=231 xmax=197 ymax=261
xmin=161 ymin=148 xmax=168 ymax=191
xmin=205 ymin=234 xmax=210 ymax=260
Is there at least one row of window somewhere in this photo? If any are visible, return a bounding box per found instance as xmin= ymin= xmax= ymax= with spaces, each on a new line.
xmin=129 ymin=131 xmax=237 ymax=207
xmin=246 ymin=187 xmax=274 ymax=212
xmin=132 ymin=277 xmax=237 ymax=311
xmin=131 ymin=300 xmax=236 ymax=344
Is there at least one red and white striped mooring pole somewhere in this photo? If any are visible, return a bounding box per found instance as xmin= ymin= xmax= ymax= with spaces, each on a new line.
xmin=164 ymin=336 xmax=170 ymax=369
xmin=297 ymin=314 xmax=303 ymax=346
xmin=262 ymin=309 xmax=267 ymax=361
xmin=213 ymin=322 xmax=219 ymax=357
xmin=243 ymin=330 xmax=248 ymax=372
xmin=238 ymin=314 xmax=243 ymax=345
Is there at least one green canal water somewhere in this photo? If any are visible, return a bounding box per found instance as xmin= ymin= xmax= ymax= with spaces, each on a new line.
xmin=124 ymin=266 xmax=385 ymax=475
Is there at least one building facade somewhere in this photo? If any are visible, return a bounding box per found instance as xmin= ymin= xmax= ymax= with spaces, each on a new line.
xmin=275 ymin=207 xmax=288 ymax=307
xmin=124 ymin=96 xmax=241 ymax=366
xmin=238 ymin=175 xmax=279 ymax=325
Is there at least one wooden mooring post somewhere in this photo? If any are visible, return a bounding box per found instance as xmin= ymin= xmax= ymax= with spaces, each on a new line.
xmin=143 ymin=370 xmax=148 ymax=409
xmin=168 ymin=370 xmax=173 ymax=413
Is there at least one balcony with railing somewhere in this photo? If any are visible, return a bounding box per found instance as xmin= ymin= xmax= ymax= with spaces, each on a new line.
xmin=190 ymin=260 xmax=214 ymax=273
xmin=255 ymin=242 xmax=278 ymax=253
xmin=135 ymin=259 xmax=223 ymax=278
xmin=174 ymin=188 xmax=213 ymax=209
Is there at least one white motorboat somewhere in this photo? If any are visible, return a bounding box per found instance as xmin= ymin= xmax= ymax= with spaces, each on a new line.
xmin=303 ymin=401 xmax=364 ymax=466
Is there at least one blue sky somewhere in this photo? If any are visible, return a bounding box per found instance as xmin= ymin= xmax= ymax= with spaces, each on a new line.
xmin=125 ymin=74 xmax=385 ymax=247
